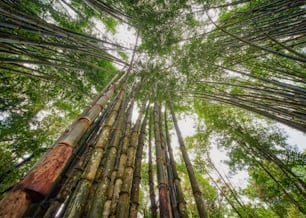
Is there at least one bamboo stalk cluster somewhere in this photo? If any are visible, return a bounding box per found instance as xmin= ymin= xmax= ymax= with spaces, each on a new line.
xmin=0 ymin=73 xmax=212 ymax=217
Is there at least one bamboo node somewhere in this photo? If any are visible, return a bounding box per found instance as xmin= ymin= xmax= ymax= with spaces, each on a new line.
xmin=95 ymin=103 xmax=103 ymax=109
xmin=131 ymin=202 xmax=140 ymax=207
xmin=58 ymin=142 xmax=75 ymax=149
xmin=78 ymin=116 xmax=92 ymax=125
xmin=119 ymin=190 xmax=129 ymax=195
xmin=156 ymin=157 xmax=164 ymax=161
xmin=193 ymin=190 xmax=203 ymax=196
xmin=81 ymin=175 xmax=94 ymax=182
xmin=103 ymin=94 xmax=110 ymax=100
xmin=158 ymin=183 xmax=168 ymax=189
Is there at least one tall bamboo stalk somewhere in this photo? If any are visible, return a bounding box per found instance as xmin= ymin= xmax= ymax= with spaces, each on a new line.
xmin=164 ymin=109 xmax=188 ymax=218
xmin=87 ymin=87 xmax=128 ymax=218
xmin=41 ymin=99 xmax=116 ymax=217
xmin=169 ymin=99 xmax=210 ymax=218
xmin=164 ymin=140 xmax=178 ymax=218
xmin=129 ymin=109 xmax=149 ymax=217
xmin=148 ymin=111 xmax=158 ymax=218
xmin=110 ymin=101 xmax=134 ymax=217
xmin=109 ymin=79 xmax=144 ymax=216
xmin=159 ymin=105 xmax=173 ymax=218
xmin=116 ymin=95 xmax=149 ymax=218
xmin=0 ymin=73 xmax=125 ymax=218
xmin=154 ymin=100 xmax=171 ymax=218
xmin=63 ymin=88 xmax=125 ymax=218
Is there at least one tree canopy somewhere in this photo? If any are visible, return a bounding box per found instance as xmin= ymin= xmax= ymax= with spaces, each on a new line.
xmin=0 ymin=0 xmax=305 ymax=217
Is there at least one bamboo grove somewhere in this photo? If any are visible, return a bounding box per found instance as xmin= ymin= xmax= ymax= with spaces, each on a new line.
xmin=1 ymin=0 xmax=305 ymax=217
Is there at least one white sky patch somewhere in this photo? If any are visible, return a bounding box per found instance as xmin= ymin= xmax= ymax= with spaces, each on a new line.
xmin=278 ymin=124 xmax=306 ymax=151
xmin=0 ymin=111 xmax=10 ymax=122
xmin=131 ymin=103 xmax=139 ymax=124
xmin=169 ymin=113 xmax=197 ymax=160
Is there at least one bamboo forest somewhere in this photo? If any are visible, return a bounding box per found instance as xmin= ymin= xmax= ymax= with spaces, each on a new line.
xmin=0 ymin=0 xmax=305 ymax=217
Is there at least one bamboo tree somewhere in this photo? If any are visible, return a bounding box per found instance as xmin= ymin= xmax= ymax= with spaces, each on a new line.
xmin=110 ymin=99 xmax=134 ymax=216
xmin=1 ymin=1 xmax=306 ymax=217
xmin=0 ymin=73 xmax=124 ymax=218
xmin=168 ymin=99 xmax=210 ymax=218
xmin=159 ymin=105 xmax=174 ymax=218
xmin=154 ymin=100 xmax=171 ymax=218
xmin=164 ymin=109 xmax=188 ymax=218
xmin=116 ymin=94 xmax=149 ymax=218
xmin=86 ymin=86 xmax=128 ymax=218
xmin=164 ymin=144 xmax=179 ymax=218
xmin=129 ymin=109 xmax=149 ymax=217
xmin=148 ymin=111 xmax=158 ymax=218
xmin=63 ymin=86 xmax=125 ymax=218
xmin=109 ymin=80 xmax=143 ymax=216
xmin=39 ymin=97 xmax=117 ymax=217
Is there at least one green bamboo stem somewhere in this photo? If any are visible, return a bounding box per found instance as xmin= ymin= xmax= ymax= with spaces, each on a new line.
xmin=109 ymin=81 xmax=144 ymax=216
xmin=148 ymin=110 xmax=158 ymax=218
xmin=164 ymin=109 xmax=188 ymax=218
xmin=129 ymin=109 xmax=149 ymax=217
xmin=116 ymin=96 xmax=149 ymax=218
xmin=169 ymin=99 xmax=210 ymax=218
xmin=110 ymin=101 xmax=134 ymax=216
xmin=62 ymin=89 xmax=124 ymax=218
xmin=87 ymin=89 xmax=127 ymax=218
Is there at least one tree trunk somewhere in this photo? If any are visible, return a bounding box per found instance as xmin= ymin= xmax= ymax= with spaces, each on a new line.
xmin=154 ymin=100 xmax=171 ymax=218
xmin=0 ymin=76 xmax=123 ymax=218
xmin=148 ymin=111 xmax=158 ymax=218
xmin=63 ymin=88 xmax=125 ymax=218
xmin=110 ymin=99 xmax=134 ymax=216
xmin=116 ymin=96 xmax=149 ymax=218
xmin=164 ymin=109 xmax=188 ymax=218
xmin=87 ymin=88 xmax=127 ymax=218
xmin=129 ymin=110 xmax=148 ymax=217
xmin=169 ymin=100 xmax=210 ymax=218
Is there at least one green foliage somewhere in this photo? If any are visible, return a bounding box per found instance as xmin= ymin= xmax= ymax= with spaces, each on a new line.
xmin=1 ymin=0 xmax=305 ymax=216
xmin=103 ymin=16 xmax=118 ymax=33
xmin=118 ymin=51 xmax=128 ymax=62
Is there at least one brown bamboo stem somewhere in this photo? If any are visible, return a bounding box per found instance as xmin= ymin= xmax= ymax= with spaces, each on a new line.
xmin=129 ymin=109 xmax=149 ymax=217
xmin=154 ymin=100 xmax=170 ymax=218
